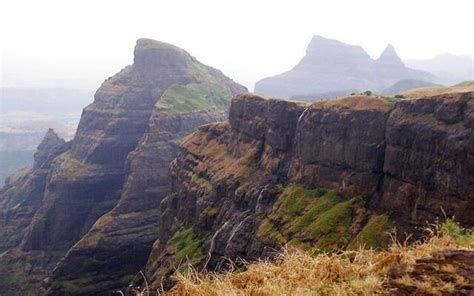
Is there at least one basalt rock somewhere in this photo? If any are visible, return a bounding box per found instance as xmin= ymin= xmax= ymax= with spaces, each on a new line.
xmin=379 ymin=91 xmax=474 ymax=227
xmin=0 ymin=129 xmax=69 ymax=294
xmin=0 ymin=38 xmax=245 ymax=295
xmin=42 ymin=40 xmax=245 ymax=294
xmin=0 ymin=129 xmax=68 ymax=253
xmin=144 ymin=91 xmax=474 ymax=290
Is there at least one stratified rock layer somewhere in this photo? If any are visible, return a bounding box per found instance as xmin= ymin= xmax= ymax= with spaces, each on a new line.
xmin=144 ymin=91 xmax=474 ymax=290
xmin=42 ymin=39 xmax=245 ymax=294
xmin=0 ymin=38 xmax=245 ymax=295
xmin=380 ymin=92 xmax=474 ymax=225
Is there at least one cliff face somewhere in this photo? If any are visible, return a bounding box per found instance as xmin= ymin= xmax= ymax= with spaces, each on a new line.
xmin=0 ymin=129 xmax=68 ymax=253
xmin=43 ymin=40 xmax=245 ymax=294
xmin=380 ymin=92 xmax=474 ymax=226
xmin=255 ymin=36 xmax=435 ymax=98
xmin=0 ymin=129 xmax=70 ymax=294
xmin=144 ymin=91 xmax=474 ymax=289
xmin=0 ymin=39 xmax=245 ymax=295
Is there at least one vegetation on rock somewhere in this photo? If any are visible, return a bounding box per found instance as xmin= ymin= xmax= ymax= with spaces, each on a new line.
xmin=157 ymin=82 xmax=232 ymax=114
xmin=163 ymin=220 xmax=474 ymax=295
xmin=258 ymin=185 xmax=392 ymax=251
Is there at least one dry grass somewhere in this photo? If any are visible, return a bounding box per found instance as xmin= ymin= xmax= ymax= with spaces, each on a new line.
xmin=313 ymin=95 xmax=393 ymax=112
xmin=401 ymin=84 xmax=474 ymax=99
xmin=162 ymin=221 xmax=473 ymax=296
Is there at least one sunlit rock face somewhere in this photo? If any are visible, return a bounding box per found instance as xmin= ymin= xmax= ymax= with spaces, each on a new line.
xmin=255 ymin=36 xmax=435 ymax=98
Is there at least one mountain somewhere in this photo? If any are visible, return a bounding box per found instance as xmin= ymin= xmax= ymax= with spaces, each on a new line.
xmin=141 ymin=91 xmax=474 ymax=290
xmin=405 ymin=53 xmax=474 ymax=85
xmin=0 ymin=38 xmax=246 ymax=294
xmin=254 ymin=36 xmax=436 ymax=98
xmin=1 ymin=38 xmax=473 ymax=295
xmin=382 ymin=79 xmax=442 ymax=95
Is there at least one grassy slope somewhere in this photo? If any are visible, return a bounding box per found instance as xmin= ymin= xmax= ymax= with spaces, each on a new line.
xmin=401 ymin=80 xmax=474 ymax=98
xmin=166 ymin=219 xmax=474 ymax=295
xmin=157 ymin=62 xmax=235 ymax=114
xmin=258 ymin=185 xmax=392 ymax=252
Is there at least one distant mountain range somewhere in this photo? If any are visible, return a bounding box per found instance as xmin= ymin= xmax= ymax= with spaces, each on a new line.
xmin=405 ymin=54 xmax=473 ymax=86
xmin=255 ymin=36 xmax=436 ymax=98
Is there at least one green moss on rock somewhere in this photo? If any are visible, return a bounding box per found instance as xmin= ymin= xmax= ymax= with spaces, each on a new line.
xmin=168 ymin=228 xmax=206 ymax=266
xmin=258 ymin=184 xmax=372 ymax=251
xmin=158 ymin=82 xmax=231 ymax=114
xmin=348 ymin=214 xmax=393 ymax=250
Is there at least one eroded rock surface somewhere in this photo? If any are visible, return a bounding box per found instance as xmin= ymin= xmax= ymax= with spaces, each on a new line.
xmin=0 ymin=38 xmax=245 ymax=295
xmin=143 ymin=91 xmax=474 ymax=290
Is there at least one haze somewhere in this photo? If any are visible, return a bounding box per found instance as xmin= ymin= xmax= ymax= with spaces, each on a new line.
xmin=1 ymin=0 xmax=473 ymax=90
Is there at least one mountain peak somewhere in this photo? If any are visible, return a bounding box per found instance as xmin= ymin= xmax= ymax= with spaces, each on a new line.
xmin=377 ymin=44 xmax=404 ymax=67
xmin=306 ymin=35 xmax=368 ymax=56
xmin=34 ymin=129 xmax=66 ymax=169
xmin=133 ymin=38 xmax=193 ymax=71
xmin=39 ymin=128 xmax=64 ymax=147
xmin=135 ymin=38 xmax=183 ymax=52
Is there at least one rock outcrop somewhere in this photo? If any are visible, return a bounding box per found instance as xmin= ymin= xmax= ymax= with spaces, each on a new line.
xmin=0 ymin=129 xmax=70 ymax=294
xmin=255 ymin=36 xmax=436 ymax=98
xmin=379 ymin=92 xmax=474 ymax=226
xmin=0 ymin=38 xmax=245 ymax=295
xmin=0 ymin=129 xmax=68 ymax=253
xmin=143 ymin=91 xmax=474 ymax=290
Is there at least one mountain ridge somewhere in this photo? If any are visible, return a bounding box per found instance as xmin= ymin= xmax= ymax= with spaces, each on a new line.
xmin=255 ymin=36 xmax=436 ymax=97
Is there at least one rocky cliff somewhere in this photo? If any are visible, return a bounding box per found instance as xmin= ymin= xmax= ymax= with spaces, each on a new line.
xmin=255 ymin=36 xmax=436 ymax=98
xmin=0 ymin=129 xmax=70 ymax=293
xmin=0 ymin=38 xmax=245 ymax=295
xmin=143 ymin=91 xmax=474 ymax=290
xmin=0 ymin=129 xmax=68 ymax=252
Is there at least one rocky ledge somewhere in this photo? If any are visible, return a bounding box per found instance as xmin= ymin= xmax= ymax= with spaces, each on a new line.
xmin=143 ymin=91 xmax=474 ymax=289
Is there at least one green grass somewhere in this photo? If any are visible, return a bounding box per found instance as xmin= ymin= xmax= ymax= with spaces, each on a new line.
xmin=190 ymin=174 xmax=213 ymax=195
xmin=257 ymin=185 xmax=382 ymax=251
xmin=306 ymin=198 xmax=364 ymax=249
xmin=440 ymin=218 xmax=474 ymax=247
xmin=348 ymin=214 xmax=393 ymax=249
xmin=169 ymin=228 xmax=206 ymax=266
xmin=158 ymin=82 xmax=232 ymax=114
xmin=259 ymin=185 xmax=363 ymax=250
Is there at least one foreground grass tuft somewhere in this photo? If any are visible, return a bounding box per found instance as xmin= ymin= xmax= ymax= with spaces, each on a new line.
xmin=164 ymin=220 xmax=473 ymax=295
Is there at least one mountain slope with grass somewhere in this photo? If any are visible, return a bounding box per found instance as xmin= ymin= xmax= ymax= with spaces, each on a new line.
xmin=0 ymin=38 xmax=245 ymax=295
xmin=165 ymin=219 xmax=473 ymax=295
xmin=139 ymin=90 xmax=473 ymax=293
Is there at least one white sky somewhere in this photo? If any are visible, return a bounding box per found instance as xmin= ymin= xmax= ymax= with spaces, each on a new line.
xmin=1 ymin=0 xmax=473 ymax=91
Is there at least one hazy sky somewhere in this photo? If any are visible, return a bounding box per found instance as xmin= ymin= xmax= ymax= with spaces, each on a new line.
xmin=1 ymin=0 xmax=473 ymax=91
